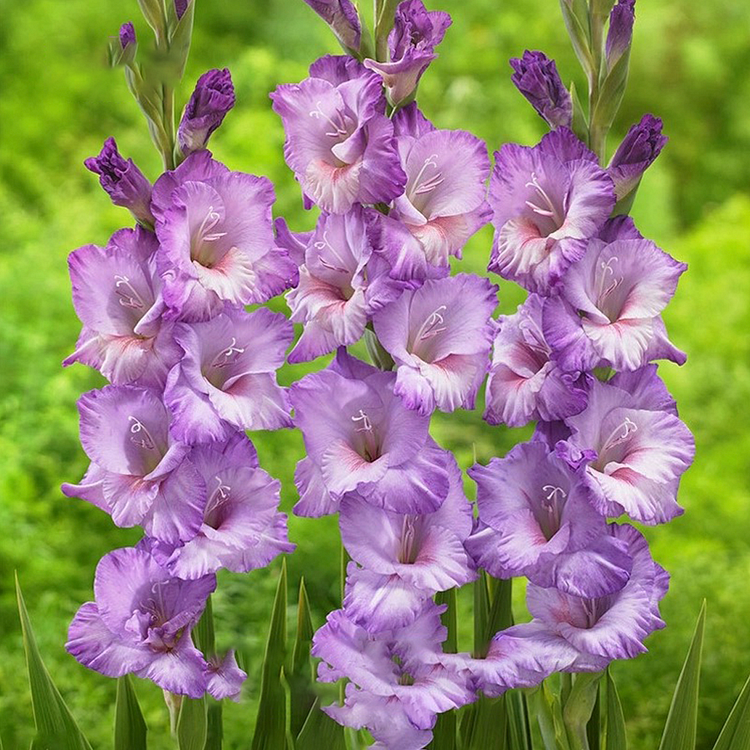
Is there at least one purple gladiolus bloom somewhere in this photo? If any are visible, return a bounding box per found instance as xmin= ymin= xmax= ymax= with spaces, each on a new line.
xmin=271 ymin=57 xmax=406 ymax=214
xmin=274 ymin=217 xmax=312 ymax=267
xmin=608 ymin=114 xmax=668 ymax=200
xmin=65 ymin=228 xmax=180 ymax=388
xmin=151 ymin=151 xmax=298 ymax=321
xmin=290 ymin=351 xmax=451 ymax=517
xmin=302 ymin=0 xmax=361 ymax=54
xmin=287 ymin=207 xmax=407 ymax=363
xmin=178 ymin=69 xmax=236 ymax=156
xmin=84 ymin=138 xmax=154 ymax=226
xmin=314 ymin=605 xmax=474 ymax=748
xmin=484 ymin=294 xmax=588 ymax=427
xmin=556 ymin=376 xmax=695 ymax=524
xmin=489 ymin=128 xmax=615 ymax=294
xmin=606 ymin=0 xmax=636 ymax=69
xmin=153 ymin=434 xmax=295 ymax=578
xmin=507 ymin=524 xmax=668 ymax=663
xmin=164 ymin=306 xmax=293 ymax=443
xmin=392 ymin=101 xmax=436 ymax=139
xmin=542 ymin=235 xmax=686 ymax=372
xmin=378 ymin=128 xmax=492 ymax=279
xmin=509 ymin=51 xmax=572 ymax=129
xmin=62 ymin=385 xmax=205 ymax=543
xmin=66 ymin=547 xmax=221 ymax=697
xmin=341 ymin=454 xmax=475 ymax=631
xmin=373 ymin=274 xmax=497 ymax=414
xmin=467 ymin=441 xmax=632 ymax=598
xmin=364 ymin=0 xmax=451 ymax=106
xmin=119 ymin=22 xmax=136 ymax=49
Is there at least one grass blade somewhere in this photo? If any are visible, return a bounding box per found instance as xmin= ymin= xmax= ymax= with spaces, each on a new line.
xmin=658 ymin=601 xmax=706 ymax=750
xmin=16 ymin=575 xmax=92 ymax=750
xmin=289 ymin=578 xmax=316 ymax=738
xmin=712 ymin=673 xmax=750 ymax=750
xmin=251 ymin=560 xmax=289 ymax=750
xmin=604 ymin=668 xmax=627 ymax=750
xmin=114 ymin=675 xmax=147 ymax=750
xmin=296 ymin=698 xmax=347 ymax=750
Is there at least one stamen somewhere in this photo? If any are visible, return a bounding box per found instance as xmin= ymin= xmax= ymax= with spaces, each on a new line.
xmin=351 ymin=409 xmax=373 ymax=432
xmin=597 ymin=256 xmax=622 ymax=301
xmin=313 ymin=231 xmax=349 ymax=274
xmin=197 ymin=206 xmax=226 ymax=243
xmin=127 ymin=416 xmax=156 ymax=451
xmin=211 ymin=337 xmax=245 ymax=369
xmin=416 ymin=305 xmax=448 ymax=342
xmin=542 ymin=485 xmax=567 ymax=504
xmin=601 ymin=417 xmax=638 ymax=455
xmin=524 ymin=172 xmax=562 ymax=225
xmin=409 ymin=154 xmax=443 ymax=198
xmin=400 ymin=516 xmax=418 ymax=564
xmin=309 ymin=101 xmax=349 ymax=138
xmin=114 ymin=275 xmax=145 ymax=310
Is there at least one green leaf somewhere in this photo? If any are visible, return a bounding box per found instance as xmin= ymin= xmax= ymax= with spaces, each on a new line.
xmin=604 ymin=669 xmax=627 ymax=750
xmin=712 ymin=673 xmax=750 ymax=750
xmin=16 ymin=575 xmax=92 ymax=750
xmin=114 ymin=676 xmax=147 ymax=750
xmin=473 ymin=572 xmax=491 ymax=658
xmin=658 ymin=601 xmax=706 ymax=750
xmin=506 ymin=690 xmax=532 ymax=750
xmin=563 ymin=672 xmax=603 ymax=750
xmin=252 ymin=560 xmax=289 ymax=750
xmin=177 ymin=697 xmax=207 ymax=750
xmin=289 ymin=578 xmax=316 ymax=738
xmin=296 ymin=699 xmax=347 ymax=750
xmin=458 ymin=696 xmax=507 ymax=750
xmin=430 ymin=590 xmax=459 ymax=750
xmin=570 ymin=81 xmax=590 ymax=144
xmin=592 ymin=50 xmax=631 ymax=133
xmin=194 ymin=595 xmax=216 ymax=658
xmin=204 ymin=702 xmax=223 ymax=750
xmin=430 ymin=711 xmax=457 ymax=750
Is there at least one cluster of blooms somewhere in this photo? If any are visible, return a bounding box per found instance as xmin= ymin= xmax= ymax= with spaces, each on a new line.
xmin=277 ymin=0 xmax=694 ymax=747
xmin=62 ymin=37 xmax=297 ymax=700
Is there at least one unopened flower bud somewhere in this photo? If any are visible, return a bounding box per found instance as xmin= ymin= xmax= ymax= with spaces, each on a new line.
xmin=177 ymin=69 xmax=236 ymax=156
xmin=509 ymin=51 xmax=572 ymax=129
xmin=302 ymin=0 xmax=361 ymax=54
xmin=84 ymin=137 xmax=154 ymax=226
xmin=608 ymin=114 xmax=667 ymax=200
xmin=119 ymin=22 xmax=136 ymax=50
xmin=175 ymin=0 xmax=189 ymax=20
xmin=606 ymin=0 xmax=635 ymax=69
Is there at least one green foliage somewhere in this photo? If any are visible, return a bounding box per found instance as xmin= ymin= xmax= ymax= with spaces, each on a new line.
xmin=712 ymin=675 xmax=750 ymax=750
xmin=604 ymin=670 xmax=627 ymax=750
xmin=114 ymin=676 xmax=148 ymax=750
xmin=177 ymin=697 xmax=208 ymax=750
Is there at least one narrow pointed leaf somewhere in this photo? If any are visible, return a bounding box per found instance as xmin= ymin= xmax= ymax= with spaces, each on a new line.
xmin=16 ymin=575 xmax=92 ymax=750
xmin=430 ymin=710 xmax=457 ymax=750
xmin=473 ymin=572 xmax=491 ymax=658
xmin=177 ymin=697 xmax=207 ymax=750
xmin=605 ymin=669 xmax=627 ymax=750
xmin=296 ymin=699 xmax=347 ymax=750
xmin=712 ymin=673 xmax=750 ymax=750
xmin=114 ymin=676 xmax=147 ymax=750
xmin=194 ymin=595 xmax=216 ymax=658
xmin=658 ymin=601 xmax=706 ymax=750
xmin=435 ymin=589 xmax=458 ymax=653
xmin=586 ymin=680 xmax=601 ymax=750
xmin=459 ymin=696 xmax=507 ymax=750
xmin=289 ymin=578 xmax=316 ymax=738
xmin=563 ymin=672 xmax=602 ymax=749
xmin=506 ymin=690 xmax=532 ymax=750
xmin=251 ymin=560 xmax=289 ymax=750
xmin=204 ymin=702 xmax=223 ymax=750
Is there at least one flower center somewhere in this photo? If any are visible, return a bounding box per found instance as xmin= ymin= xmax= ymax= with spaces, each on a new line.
xmin=597 ymin=417 xmax=638 ymax=468
xmin=398 ymin=515 xmax=421 ymax=564
xmin=309 ymin=101 xmax=349 ymax=138
xmin=538 ymin=484 xmax=566 ymax=540
xmin=192 ymin=206 xmax=227 ymax=267
xmin=408 ymin=154 xmax=444 ymax=205
xmin=204 ymin=475 xmax=232 ymax=529
xmin=351 ymin=409 xmax=380 ymax=462
xmin=313 ymin=231 xmax=351 ymax=275
xmin=525 ymin=172 xmax=563 ymax=230
xmin=594 ymin=256 xmax=625 ymax=321
xmin=114 ymin=274 xmax=146 ymax=310
xmin=127 ymin=416 xmax=157 ymax=452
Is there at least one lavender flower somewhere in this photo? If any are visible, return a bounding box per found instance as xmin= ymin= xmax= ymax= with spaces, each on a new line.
xmin=340 ymin=454 xmax=475 ymax=631
xmin=506 ymin=524 xmax=668 ymax=664
xmin=151 ymin=150 xmax=298 ymax=321
xmin=152 ymin=434 xmax=295 ymax=579
xmin=66 ymin=547 xmax=227 ymax=697
xmin=164 ymin=307 xmax=293 ymax=443
xmin=290 ymin=351 xmax=450 ymax=517
xmin=274 ymin=217 xmax=312 ymax=267
xmin=119 ymin=22 xmax=136 ymax=49
xmin=271 ymin=57 xmax=406 ymax=213
xmin=314 ymin=604 xmax=474 ymax=747
xmin=364 ymin=0 xmax=452 ymax=106
xmin=489 ymin=128 xmax=615 ymax=294
xmin=484 ymin=294 xmax=588 ymax=427
xmin=205 ymin=651 xmax=247 ymax=701
xmin=287 ymin=207 xmax=406 ymax=363
xmin=555 ymin=375 xmax=695 ymax=524
xmin=467 ymin=441 xmax=633 ymax=598
xmin=606 ymin=0 xmax=636 ymax=70
xmin=302 ymin=0 xmax=362 ymax=54
xmin=378 ymin=127 xmax=492 ymax=279
xmin=608 ymin=114 xmax=668 ymax=200
xmin=62 ymin=385 xmax=205 ymax=543
xmin=542 ymin=233 xmax=687 ymax=372
xmin=64 ymin=227 xmax=180 ymax=388
xmin=178 ymin=69 xmax=236 ymax=156
xmin=509 ymin=51 xmax=572 ymax=129
xmin=84 ymin=138 xmax=154 ymax=226
xmin=372 ymin=274 xmax=497 ymax=414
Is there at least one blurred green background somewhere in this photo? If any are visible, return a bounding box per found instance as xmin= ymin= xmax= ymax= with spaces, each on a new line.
xmin=1 ymin=0 xmax=749 ymax=747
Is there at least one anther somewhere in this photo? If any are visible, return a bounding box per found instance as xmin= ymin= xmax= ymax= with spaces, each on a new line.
xmin=351 ymin=409 xmax=373 ymax=432
xmin=212 ymin=337 xmax=245 ymax=369
xmin=114 ymin=275 xmax=145 ymax=310
xmin=417 ymin=305 xmax=448 ymax=341
xmin=127 ymin=416 xmax=156 ymax=451
xmin=309 ymin=102 xmax=349 ymax=138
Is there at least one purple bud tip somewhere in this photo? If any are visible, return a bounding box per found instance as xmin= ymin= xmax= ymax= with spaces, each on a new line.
xmin=84 ymin=137 xmax=128 ymax=182
xmin=177 ymin=68 xmax=236 ymax=155
xmin=606 ymin=0 xmax=636 ymax=65
xmin=175 ymin=0 xmax=189 ymax=20
xmin=611 ymin=114 xmax=667 ymax=168
xmin=119 ymin=22 xmax=136 ymax=49
xmin=509 ymin=50 xmax=572 ymax=129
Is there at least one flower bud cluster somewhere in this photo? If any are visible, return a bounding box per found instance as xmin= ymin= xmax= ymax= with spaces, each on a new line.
xmin=64 ymin=68 xmax=298 ymax=700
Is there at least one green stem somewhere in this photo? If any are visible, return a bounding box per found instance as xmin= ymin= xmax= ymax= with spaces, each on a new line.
xmin=587 ymin=1 xmax=609 ymax=162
